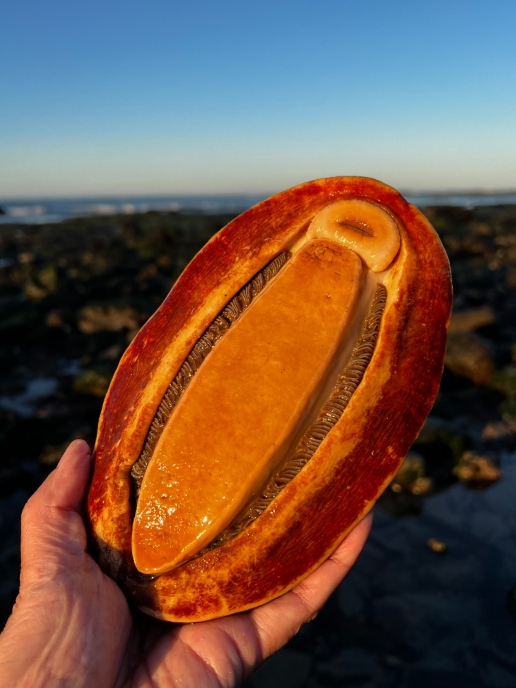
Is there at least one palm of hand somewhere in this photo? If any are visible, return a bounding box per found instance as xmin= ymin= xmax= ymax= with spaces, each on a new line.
xmin=0 ymin=441 xmax=371 ymax=688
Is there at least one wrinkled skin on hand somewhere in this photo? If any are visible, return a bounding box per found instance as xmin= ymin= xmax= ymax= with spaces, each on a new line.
xmin=0 ymin=441 xmax=371 ymax=688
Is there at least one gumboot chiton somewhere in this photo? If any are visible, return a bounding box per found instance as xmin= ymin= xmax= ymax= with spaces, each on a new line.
xmin=86 ymin=176 xmax=452 ymax=622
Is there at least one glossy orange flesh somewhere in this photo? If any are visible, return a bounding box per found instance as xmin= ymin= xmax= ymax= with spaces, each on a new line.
xmin=133 ymin=240 xmax=362 ymax=574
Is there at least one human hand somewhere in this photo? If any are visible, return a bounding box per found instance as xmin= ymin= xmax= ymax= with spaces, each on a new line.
xmin=0 ymin=440 xmax=372 ymax=688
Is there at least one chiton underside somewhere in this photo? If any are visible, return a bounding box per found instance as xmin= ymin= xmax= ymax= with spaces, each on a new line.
xmin=87 ymin=177 xmax=452 ymax=622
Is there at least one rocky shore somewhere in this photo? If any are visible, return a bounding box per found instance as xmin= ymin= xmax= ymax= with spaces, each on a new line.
xmin=1 ymin=205 xmax=516 ymax=684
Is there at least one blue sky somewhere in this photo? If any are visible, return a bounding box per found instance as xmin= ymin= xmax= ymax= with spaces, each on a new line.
xmin=1 ymin=0 xmax=515 ymax=197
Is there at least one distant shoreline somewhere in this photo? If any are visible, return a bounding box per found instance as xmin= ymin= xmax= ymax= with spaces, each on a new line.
xmin=1 ymin=191 xmax=516 ymax=225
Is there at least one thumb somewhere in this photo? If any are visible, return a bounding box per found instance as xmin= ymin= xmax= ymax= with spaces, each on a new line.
xmin=20 ymin=440 xmax=92 ymax=590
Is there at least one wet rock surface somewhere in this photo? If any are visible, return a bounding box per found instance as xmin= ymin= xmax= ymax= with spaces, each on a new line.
xmin=1 ymin=205 xmax=516 ymax=685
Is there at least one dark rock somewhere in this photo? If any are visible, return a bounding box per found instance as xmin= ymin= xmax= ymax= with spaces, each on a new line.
xmin=45 ymin=309 xmax=65 ymax=329
xmin=449 ymin=307 xmax=496 ymax=334
xmin=72 ymin=366 xmax=114 ymax=398
xmin=377 ymin=487 xmax=425 ymax=517
xmin=18 ymin=252 xmax=34 ymax=264
xmin=414 ymin=416 xmax=466 ymax=463
xmin=506 ymin=586 xmax=516 ymax=621
xmin=77 ymin=301 xmax=144 ymax=335
xmin=453 ymin=451 xmax=502 ymax=489
xmin=445 ymin=332 xmax=495 ymax=385
xmin=379 ymin=453 xmax=432 ymax=517
xmin=247 ymin=648 xmax=312 ymax=688
xmin=491 ymin=365 xmax=516 ymax=420
xmin=481 ymin=419 xmax=516 ymax=451
xmin=0 ymin=307 xmax=40 ymax=334
xmin=505 ymin=267 xmax=516 ymax=290
xmin=24 ymin=264 xmax=59 ymax=302
xmin=491 ymin=365 xmax=516 ymax=398
xmin=389 ymin=453 xmax=432 ymax=496
xmin=427 ymin=538 xmax=449 ymax=554
xmin=0 ymin=491 xmax=27 ymax=626
xmin=500 ymin=398 xmax=516 ymax=420
xmin=97 ymin=343 xmax=124 ymax=362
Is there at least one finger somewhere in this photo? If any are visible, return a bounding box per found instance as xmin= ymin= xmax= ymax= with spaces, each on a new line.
xmin=20 ymin=440 xmax=92 ymax=588
xmin=249 ymin=512 xmax=373 ymax=658
xmin=36 ymin=439 xmax=91 ymax=511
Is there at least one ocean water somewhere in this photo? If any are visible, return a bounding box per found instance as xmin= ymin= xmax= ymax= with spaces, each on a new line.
xmin=1 ymin=192 xmax=516 ymax=225
xmin=0 ymin=195 xmax=267 ymax=225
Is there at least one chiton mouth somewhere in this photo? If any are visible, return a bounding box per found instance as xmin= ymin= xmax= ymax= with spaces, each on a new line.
xmin=129 ymin=199 xmax=399 ymax=576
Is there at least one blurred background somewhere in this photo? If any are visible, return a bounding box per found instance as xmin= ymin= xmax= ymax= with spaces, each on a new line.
xmin=1 ymin=1 xmax=516 ymax=686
